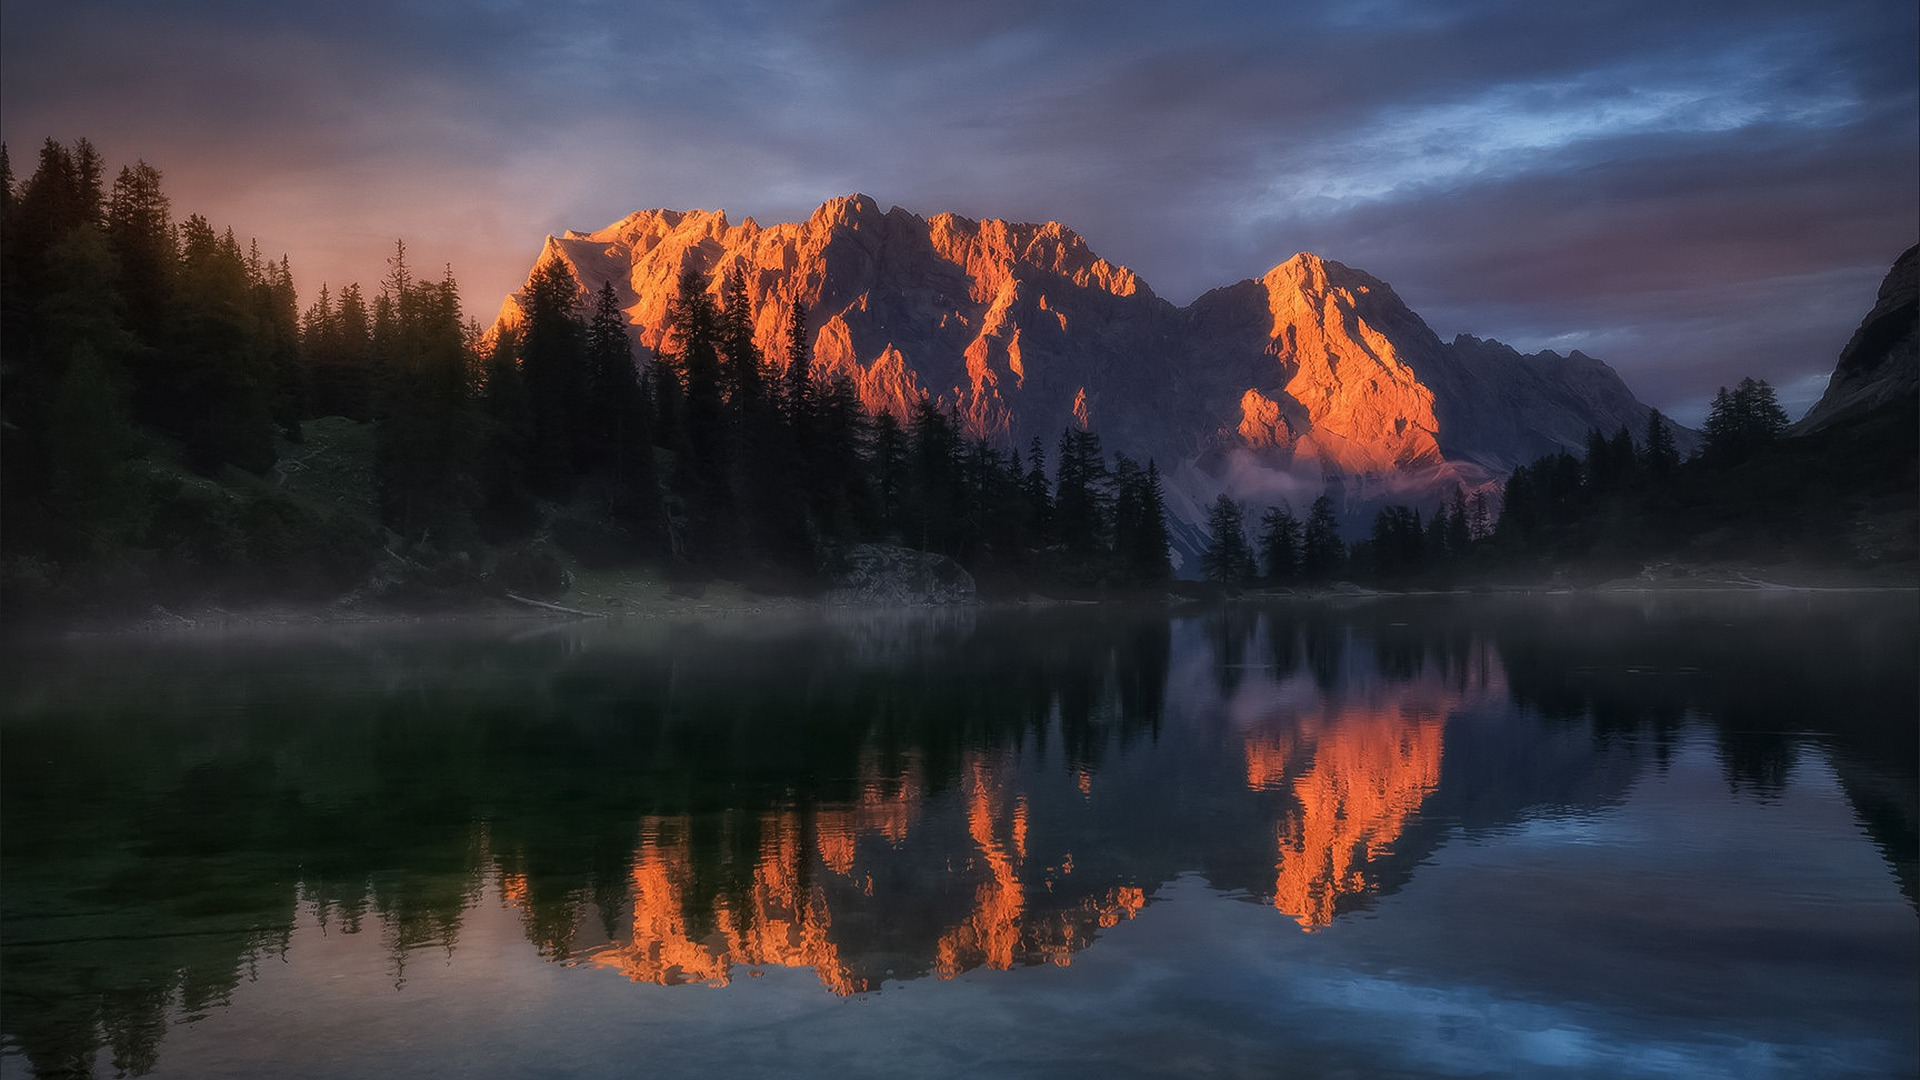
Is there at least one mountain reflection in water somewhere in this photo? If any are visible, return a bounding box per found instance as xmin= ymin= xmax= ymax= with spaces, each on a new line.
xmin=1 ymin=594 xmax=1913 ymax=1078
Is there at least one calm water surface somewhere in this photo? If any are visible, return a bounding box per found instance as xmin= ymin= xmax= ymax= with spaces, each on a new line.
xmin=2 ymin=593 xmax=1914 ymax=1079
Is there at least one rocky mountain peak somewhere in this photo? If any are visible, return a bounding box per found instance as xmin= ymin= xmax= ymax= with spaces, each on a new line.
xmin=808 ymin=193 xmax=886 ymax=231
xmin=491 ymin=198 xmax=1680 ymax=552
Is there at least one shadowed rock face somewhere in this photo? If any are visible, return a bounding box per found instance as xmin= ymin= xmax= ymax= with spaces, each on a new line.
xmin=1796 ymin=244 xmax=1918 ymax=435
xmin=492 ymin=195 xmax=1675 ymax=531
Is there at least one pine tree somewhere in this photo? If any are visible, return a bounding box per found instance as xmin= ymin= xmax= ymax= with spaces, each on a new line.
xmin=1053 ymin=427 xmax=1110 ymax=557
xmin=1301 ymin=494 xmax=1345 ymax=580
xmin=104 ymin=160 xmax=174 ymax=350
xmin=1112 ymin=455 xmax=1172 ymax=585
xmin=784 ymin=301 xmax=814 ymax=426
xmin=1468 ymin=489 xmax=1491 ymax=541
xmin=1258 ymin=505 xmax=1301 ymax=582
xmin=1201 ymin=494 xmax=1257 ymax=585
xmin=869 ymin=410 xmax=908 ymax=536
xmin=1445 ymin=487 xmax=1471 ymax=559
xmin=1022 ymin=436 xmax=1052 ymax=541
xmin=30 ymin=226 xmax=141 ymax=556
xmin=1369 ymin=505 xmax=1423 ymax=578
xmin=473 ymin=327 xmax=538 ymax=541
xmin=14 ymin=139 xmax=105 ymax=278
xmin=1703 ymin=378 xmax=1788 ymax=464
xmin=1644 ymin=408 xmax=1679 ymax=480
xmin=660 ymin=268 xmax=735 ymax=563
xmin=1139 ymin=460 xmax=1173 ymax=581
xmin=582 ymin=280 xmax=638 ymax=470
xmin=581 ymin=280 xmax=668 ymax=552
xmin=717 ymin=266 xmax=764 ymax=415
xmin=169 ymin=213 xmax=276 ymax=474
xmin=373 ymin=257 xmax=481 ymax=544
xmin=517 ymin=255 xmax=588 ymax=497
xmin=905 ymin=397 xmax=965 ymax=554
xmin=255 ymin=252 xmax=304 ymax=440
xmin=810 ymin=374 xmax=868 ymax=539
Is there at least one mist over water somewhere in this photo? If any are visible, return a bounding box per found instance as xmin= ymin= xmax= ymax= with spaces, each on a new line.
xmin=3 ymin=593 xmax=1914 ymax=1079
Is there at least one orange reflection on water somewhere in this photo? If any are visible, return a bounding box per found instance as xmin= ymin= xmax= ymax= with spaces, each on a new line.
xmin=1247 ymin=703 xmax=1447 ymax=930
xmin=591 ymin=756 xmax=928 ymax=996
xmin=582 ymin=749 xmax=1156 ymax=994
xmin=815 ymin=753 xmax=925 ymax=877
xmin=587 ymin=812 xmax=857 ymax=994
xmin=933 ymin=754 xmax=1146 ymax=977
xmin=1245 ymin=730 xmax=1299 ymax=791
xmin=936 ymin=756 xmax=1029 ymax=974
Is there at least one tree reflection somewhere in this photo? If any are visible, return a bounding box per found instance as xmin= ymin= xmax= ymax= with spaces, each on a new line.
xmin=1 ymin=593 xmax=1912 ymax=1077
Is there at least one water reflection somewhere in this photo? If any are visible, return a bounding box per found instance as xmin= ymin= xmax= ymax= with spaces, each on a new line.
xmin=1 ymin=594 xmax=1914 ymax=1077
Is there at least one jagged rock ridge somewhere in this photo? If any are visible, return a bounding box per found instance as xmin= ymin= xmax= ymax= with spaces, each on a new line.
xmin=492 ymin=194 xmax=1678 ymax=540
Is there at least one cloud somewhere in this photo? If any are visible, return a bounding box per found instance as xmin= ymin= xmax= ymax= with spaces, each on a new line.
xmin=1 ymin=0 xmax=1911 ymax=416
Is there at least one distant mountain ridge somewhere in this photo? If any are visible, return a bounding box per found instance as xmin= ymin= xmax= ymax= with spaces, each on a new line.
xmin=492 ymin=194 xmax=1684 ymax=540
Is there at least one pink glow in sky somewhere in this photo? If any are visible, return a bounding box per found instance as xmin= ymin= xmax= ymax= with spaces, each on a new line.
xmin=3 ymin=0 xmax=1914 ymax=424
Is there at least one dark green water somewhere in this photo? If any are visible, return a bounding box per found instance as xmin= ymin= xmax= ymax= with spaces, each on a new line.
xmin=2 ymin=593 xmax=1915 ymax=1079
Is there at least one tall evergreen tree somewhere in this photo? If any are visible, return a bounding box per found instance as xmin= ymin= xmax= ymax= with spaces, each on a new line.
xmin=473 ymin=326 xmax=538 ymax=542
xmin=579 ymin=279 xmax=667 ymax=551
xmin=1112 ymin=456 xmax=1172 ymax=585
xmin=1703 ymin=377 xmax=1789 ymax=464
xmin=784 ymin=301 xmax=814 ymax=426
xmin=582 ymin=280 xmax=638 ymax=470
xmin=1445 ymin=487 xmax=1472 ymax=559
xmin=660 ymin=268 xmax=735 ymax=562
xmin=1301 ymin=494 xmax=1345 ymax=580
xmin=169 ymin=214 xmax=276 ymax=474
xmin=31 ymin=226 xmax=141 ymax=556
xmin=104 ymin=160 xmax=174 ymax=350
xmin=516 ymin=255 xmax=588 ymax=497
xmin=905 ymin=397 xmax=965 ymax=555
xmin=1053 ymin=427 xmax=1110 ymax=557
xmin=1201 ymin=494 xmax=1257 ymax=585
xmin=1369 ymin=505 xmax=1424 ymax=578
xmin=809 ymin=374 xmax=868 ymax=540
xmin=1644 ymin=408 xmax=1679 ymax=481
xmin=373 ymin=259 xmax=481 ymax=544
xmin=1258 ymin=505 xmax=1302 ymax=583
xmin=868 ymin=410 xmax=908 ymax=536
xmin=717 ymin=266 xmax=764 ymax=415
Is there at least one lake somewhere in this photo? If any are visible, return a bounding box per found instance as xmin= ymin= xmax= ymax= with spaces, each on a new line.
xmin=2 ymin=593 xmax=1914 ymax=1079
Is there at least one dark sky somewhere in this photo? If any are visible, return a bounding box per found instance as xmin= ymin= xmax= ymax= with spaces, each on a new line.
xmin=4 ymin=0 xmax=1914 ymax=424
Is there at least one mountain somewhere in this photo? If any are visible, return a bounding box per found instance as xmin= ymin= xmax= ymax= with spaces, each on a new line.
xmin=491 ymin=194 xmax=1679 ymax=543
xmin=1795 ymin=243 xmax=1918 ymax=435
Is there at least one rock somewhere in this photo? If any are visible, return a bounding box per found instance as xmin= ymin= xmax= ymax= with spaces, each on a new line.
xmin=824 ymin=544 xmax=977 ymax=606
xmin=1795 ymin=244 xmax=1918 ymax=435
xmin=489 ymin=197 xmax=1683 ymax=550
xmin=488 ymin=543 xmax=572 ymax=600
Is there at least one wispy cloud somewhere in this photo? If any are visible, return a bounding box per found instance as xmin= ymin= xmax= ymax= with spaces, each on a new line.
xmin=1264 ymin=53 xmax=1861 ymax=213
xmin=1 ymin=0 xmax=1911 ymax=419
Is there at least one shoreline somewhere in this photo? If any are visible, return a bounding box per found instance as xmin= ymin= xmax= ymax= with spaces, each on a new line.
xmin=8 ymin=560 xmax=1913 ymax=641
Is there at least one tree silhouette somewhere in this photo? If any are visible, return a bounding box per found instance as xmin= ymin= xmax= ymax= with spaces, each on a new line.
xmin=517 ymin=255 xmax=588 ymax=498
xmin=1258 ymin=505 xmax=1301 ymax=583
xmin=1703 ymin=377 xmax=1789 ymax=464
xmin=1201 ymin=494 xmax=1257 ymax=584
xmin=1301 ymin=495 xmax=1346 ymax=580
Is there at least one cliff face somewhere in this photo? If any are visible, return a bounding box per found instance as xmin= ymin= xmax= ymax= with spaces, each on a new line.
xmin=1796 ymin=243 xmax=1919 ymax=435
xmin=494 ymin=195 xmax=1165 ymax=450
xmin=492 ymin=195 xmax=1674 ymax=532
